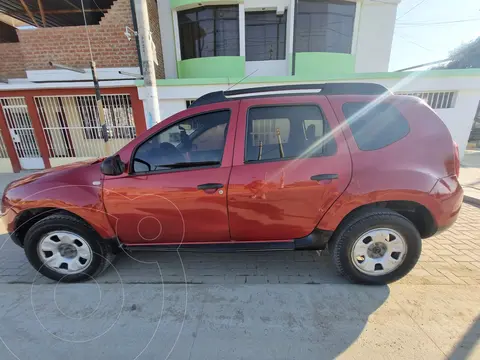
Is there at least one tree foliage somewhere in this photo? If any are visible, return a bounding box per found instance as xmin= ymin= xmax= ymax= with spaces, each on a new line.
xmin=437 ymin=36 xmax=480 ymax=69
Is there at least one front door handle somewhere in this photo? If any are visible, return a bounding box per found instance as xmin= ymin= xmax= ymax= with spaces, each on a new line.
xmin=311 ymin=174 xmax=338 ymax=181
xmin=197 ymin=183 xmax=224 ymax=190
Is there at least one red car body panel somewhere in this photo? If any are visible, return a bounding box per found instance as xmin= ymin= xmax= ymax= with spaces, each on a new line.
xmin=1 ymin=93 xmax=463 ymax=247
xmin=2 ymin=161 xmax=116 ymax=239
xmin=227 ymin=96 xmax=352 ymax=240
xmin=102 ymin=101 xmax=239 ymax=244
xmin=316 ymin=95 xmax=462 ymax=232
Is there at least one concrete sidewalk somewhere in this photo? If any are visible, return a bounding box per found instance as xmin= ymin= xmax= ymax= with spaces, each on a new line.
xmin=460 ymin=150 xmax=480 ymax=206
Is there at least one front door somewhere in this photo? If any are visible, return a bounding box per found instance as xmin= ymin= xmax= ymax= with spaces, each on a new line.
xmin=103 ymin=106 xmax=238 ymax=245
xmin=0 ymin=97 xmax=44 ymax=170
xmin=227 ymin=96 xmax=352 ymax=241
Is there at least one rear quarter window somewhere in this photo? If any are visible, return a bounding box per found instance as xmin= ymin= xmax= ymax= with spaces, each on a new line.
xmin=342 ymin=102 xmax=410 ymax=151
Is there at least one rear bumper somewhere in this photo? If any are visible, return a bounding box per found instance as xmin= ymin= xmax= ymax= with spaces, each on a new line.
xmin=429 ymin=175 xmax=464 ymax=232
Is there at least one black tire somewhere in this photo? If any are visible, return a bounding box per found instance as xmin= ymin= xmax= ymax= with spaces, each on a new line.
xmin=331 ymin=208 xmax=421 ymax=285
xmin=24 ymin=213 xmax=114 ymax=283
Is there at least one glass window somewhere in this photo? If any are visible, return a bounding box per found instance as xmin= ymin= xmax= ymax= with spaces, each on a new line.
xmin=178 ymin=6 xmax=239 ymax=60
xmin=245 ymin=105 xmax=336 ymax=162
xmin=295 ymin=0 xmax=356 ymax=54
xmin=245 ymin=11 xmax=287 ymax=61
xmin=133 ymin=110 xmax=230 ymax=173
xmin=342 ymin=102 xmax=410 ymax=151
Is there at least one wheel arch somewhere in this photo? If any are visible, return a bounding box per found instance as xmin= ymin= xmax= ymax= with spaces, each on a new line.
xmin=326 ymin=200 xmax=436 ymax=242
xmin=13 ymin=207 xmax=114 ymax=246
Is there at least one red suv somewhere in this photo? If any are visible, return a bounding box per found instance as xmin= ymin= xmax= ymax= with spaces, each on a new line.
xmin=1 ymin=83 xmax=463 ymax=284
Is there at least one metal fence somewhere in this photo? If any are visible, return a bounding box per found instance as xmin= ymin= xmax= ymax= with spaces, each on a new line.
xmin=0 ymin=97 xmax=41 ymax=159
xmin=0 ymin=131 xmax=8 ymax=158
xmin=396 ymin=91 xmax=457 ymax=109
xmin=34 ymin=94 xmax=136 ymax=158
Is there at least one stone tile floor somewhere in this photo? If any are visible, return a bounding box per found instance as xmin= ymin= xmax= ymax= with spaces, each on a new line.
xmin=1 ymin=204 xmax=479 ymax=286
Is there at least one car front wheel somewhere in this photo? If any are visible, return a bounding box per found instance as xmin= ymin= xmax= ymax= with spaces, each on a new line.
xmin=24 ymin=213 xmax=114 ymax=282
xmin=331 ymin=208 xmax=422 ymax=285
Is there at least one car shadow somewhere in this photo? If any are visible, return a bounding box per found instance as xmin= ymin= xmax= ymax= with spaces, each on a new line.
xmin=4 ymin=245 xmax=390 ymax=359
xmin=106 ymin=249 xmax=352 ymax=284
xmin=104 ymin=250 xmax=390 ymax=359
xmin=448 ymin=315 xmax=480 ymax=360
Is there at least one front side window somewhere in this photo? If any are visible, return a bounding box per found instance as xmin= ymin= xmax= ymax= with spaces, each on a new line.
xmin=245 ymin=105 xmax=336 ymax=162
xmin=178 ymin=6 xmax=239 ymax=60
xmin=245 ymin=11 xmax=287 ymax=61
xmin=295 ymin=0 xmax=356 ymax=54
xmin=133 ymin=110 xmax=230 ymax=173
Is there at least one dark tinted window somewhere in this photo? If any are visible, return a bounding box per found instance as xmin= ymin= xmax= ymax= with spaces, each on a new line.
xmin=245 ymin=105 xmax=336 ymax=162
xmin=245 ymin=11 xmax=287 ymax=61
xmin=295 ymin=0 xmax=355 ymax=54
xmin=342 ymin=102 xmax=410 ymax=151
xmin=178 ymin=6 xmax=239 ymax=60
xmin=133 ymin=110 xmax=230 ymax=173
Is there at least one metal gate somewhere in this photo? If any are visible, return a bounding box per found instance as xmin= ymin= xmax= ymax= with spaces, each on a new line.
xmin=0 ymin=97 xmax=44 ymax=169
xmin=34 ymin=94 xmax=136 ymax=160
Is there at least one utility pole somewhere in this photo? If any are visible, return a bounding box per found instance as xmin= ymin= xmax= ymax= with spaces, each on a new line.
xmin=135 ymin=0 xmax=160 ymax=129
xmin=90 ymin=61 xmax=111 ymax=156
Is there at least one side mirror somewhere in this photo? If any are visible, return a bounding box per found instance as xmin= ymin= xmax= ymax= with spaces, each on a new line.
xmin=100 ymin=155 xmax=125 ymax=176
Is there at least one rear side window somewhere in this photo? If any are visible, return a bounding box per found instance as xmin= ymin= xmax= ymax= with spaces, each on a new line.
xmin=245 ymin=105 xmax=336 ymax=162
xmin=342 ymin=102 xmax=410 ymax=151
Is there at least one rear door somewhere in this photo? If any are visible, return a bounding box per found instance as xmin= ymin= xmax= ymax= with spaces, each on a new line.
xmin=227 ymin=95 xmax=352 ymax=241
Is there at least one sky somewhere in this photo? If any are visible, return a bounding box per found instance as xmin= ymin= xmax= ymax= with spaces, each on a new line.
xmin=389 ymin=0 xmax=480 ymax=71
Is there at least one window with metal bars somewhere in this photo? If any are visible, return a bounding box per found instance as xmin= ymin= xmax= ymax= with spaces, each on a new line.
xmin=396 ymin=91 xmax=457 ymax=109
xmin=245 ymin=11 xmax=287 ymax=61
xmin=177 ymin=5 xmax=239 ymax=60
xmin=295 ymin=0 xmax=356 ymax=54
xmin=75 ymin=95 xmax=136 ymax=140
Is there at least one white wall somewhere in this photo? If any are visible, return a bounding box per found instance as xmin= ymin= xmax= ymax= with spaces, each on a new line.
xmin=354 ymin=0 xmax=399 ymax=73
xmin=244 ymin=0 xmax=290 ymax=10
xmin=26 ymin=67 xmax=141 ymax=82
xmin=159 ymin=99 xmax=187 ymax=119
xmin=436 ymin=92 xmax=480 ymax=158
xmin=157 ymin=0 xmax=177 ymax=78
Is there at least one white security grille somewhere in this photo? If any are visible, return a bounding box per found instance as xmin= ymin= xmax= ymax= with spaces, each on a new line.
xmin=0 ymin=97 xmax=41 ymax=159
xmin=0 ymin=131 xmax=8 ymax=158
xmin=251 ymin=118 xmax=290 ymax=146
xmin=35 ymin=94 xmax=136 ymax=158
xmin=396 ymin=91 xmax=456 ymax=109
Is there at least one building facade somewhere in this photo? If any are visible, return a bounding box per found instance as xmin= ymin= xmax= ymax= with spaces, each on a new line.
xmin=0 ymin=0 xmax=151 ymax=172
xmin=0 ymin=0 xmax=479 ymax=173
xmin=142 ymin=0 xmax=480 ymax=160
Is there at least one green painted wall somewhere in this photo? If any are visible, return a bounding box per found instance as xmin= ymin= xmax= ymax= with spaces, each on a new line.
xmin=138 ymin=68 xmax=480 ymax=87
xmin=293 ymin=53 xmax=356 ymax=76
xmin=177 ymin=56 xmax=245 ymax=79
xmin=171 ymin=0 xmax=242 ymax=10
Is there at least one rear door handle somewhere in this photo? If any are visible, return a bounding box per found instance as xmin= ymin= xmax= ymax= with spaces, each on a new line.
xmin=197 ymin=183 xmax=224 ymax=190
xmin=311 ymin=174 xmax=338 ymax=181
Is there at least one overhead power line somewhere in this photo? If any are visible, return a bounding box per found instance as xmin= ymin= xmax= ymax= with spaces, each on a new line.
xmin=397 ymin=18 xmax=480 ymax=27
xmin=397 ymin=0 xmax=429 ymax=20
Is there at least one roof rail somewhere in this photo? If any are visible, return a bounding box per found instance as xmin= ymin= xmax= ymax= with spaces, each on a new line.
xmin=190 ymin=83 xmax=390 ymax=108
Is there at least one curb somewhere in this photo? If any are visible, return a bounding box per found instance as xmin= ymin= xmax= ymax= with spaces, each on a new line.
xmin=463 ymin=195 xmax=480 ymax=208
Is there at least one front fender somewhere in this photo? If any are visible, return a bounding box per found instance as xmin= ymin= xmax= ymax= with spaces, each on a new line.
xmin=2 ymin=163 xmax=115 ymax=239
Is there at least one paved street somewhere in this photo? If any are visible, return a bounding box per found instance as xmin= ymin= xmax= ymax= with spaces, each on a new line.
xmin=0 ymin=172 xmax=479 ymax=359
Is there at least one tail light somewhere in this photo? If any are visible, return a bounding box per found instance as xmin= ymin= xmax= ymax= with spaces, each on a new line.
xmin=453 ymin=142 xmax=460 ymax=177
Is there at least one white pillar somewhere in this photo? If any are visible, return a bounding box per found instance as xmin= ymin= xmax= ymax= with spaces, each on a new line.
xmin=239 ymin=4 xmax=246 ymax=57
xmin=135 ymin=0 xmax=161 ymax=128
xmin=287 ymin=0 xmax=296 ymax=74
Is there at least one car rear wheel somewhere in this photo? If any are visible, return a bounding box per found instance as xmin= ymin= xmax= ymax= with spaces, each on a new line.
xmin=331 ymin=208 xmax=422 ymax=285
xmin=24 ymin=213 xmax=114 ymax=282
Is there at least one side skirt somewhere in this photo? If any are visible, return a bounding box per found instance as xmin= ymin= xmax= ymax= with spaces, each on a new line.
xmin=120 ymin=229 xmax=333 ymax=252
